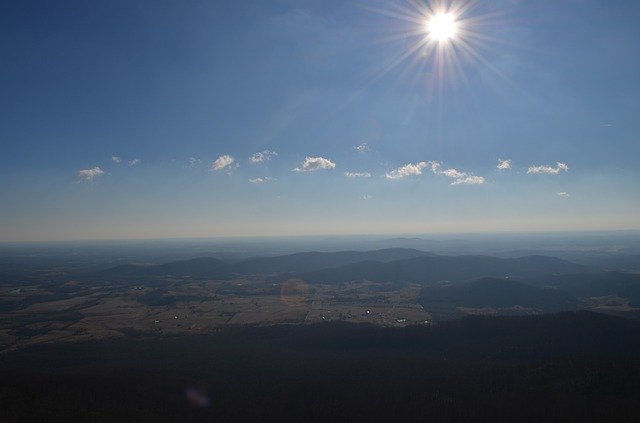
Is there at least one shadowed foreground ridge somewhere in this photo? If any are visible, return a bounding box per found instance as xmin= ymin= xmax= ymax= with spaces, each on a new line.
xmin=1 ymin=311 xmax=640 ymax=422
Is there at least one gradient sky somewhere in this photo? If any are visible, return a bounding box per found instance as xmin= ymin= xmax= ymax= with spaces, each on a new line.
xmin=1 ymin=0 xmax=639 ymax=242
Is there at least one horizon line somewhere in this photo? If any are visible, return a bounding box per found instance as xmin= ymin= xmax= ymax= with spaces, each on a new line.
xmin=2 ymin=228 xmax=640 ymax=245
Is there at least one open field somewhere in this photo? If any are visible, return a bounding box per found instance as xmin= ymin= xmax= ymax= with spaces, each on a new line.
xmin=0 ymin=278 xmax=432 ymax=352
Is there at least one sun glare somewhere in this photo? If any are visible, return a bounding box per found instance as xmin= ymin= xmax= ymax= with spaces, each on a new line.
xmin=427 ymin=12 xmax=457 ymax=42
xmin=365 ymin=0 xmax=505 ymax=98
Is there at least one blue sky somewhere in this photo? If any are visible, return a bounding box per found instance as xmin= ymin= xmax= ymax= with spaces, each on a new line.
xmin=1 ymin=0 xmax=639 ymax=241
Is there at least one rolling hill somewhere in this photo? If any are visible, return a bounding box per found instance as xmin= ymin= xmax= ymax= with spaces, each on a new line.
xmin=293 ymin=254 xmax=590 ymax=284
xmin=526 ymin=272 xmax=640 ymax=307
xmin=419 ymin=277 xmax=578 ymax=317
xmin=96 ymin=248 xmax=433 ymax=280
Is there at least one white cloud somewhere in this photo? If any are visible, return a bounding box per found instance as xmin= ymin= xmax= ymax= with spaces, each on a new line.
xmin=557 ymin=191 xmax=570 ymax=198
xmin=293 ymin=156 xmax=336 ymax=172
xmin=128 ymin=158 xmax=141 ymax=166
xmin=497 ymin=158 xmax=512 ymax=170
xmin=77 ymin=166 xmax=105 ymax=182
xmin=426 ymin=161 xmax=486 ymax=186
xmin=361 ymin=194 xmax=373 ymax=200
xmin=385 ymin=161 xmax=484 ymax=185
xmin=344 ymin=171 xmax=371 ymax=178
xmin=250 ymin=150 xmax=278 ymax=163
xmin=527 ymin=162 xmax=569 ymax=175
xmin=385 ymin=162 xmax=428 ymax=179
xmin=249 ymin=177 xmax=275 ymax=184
xmin=212 ymin=155 xmax=236 ymax=171
xmin=354 ymin=143 xmax=370 ymax=152
xmin=111 ymin=156 xmax=122 ymax=163
xmin=188 ymin=157 xmax=201 ymax=167
xmin=451 ymin=175 xmax=486 ymax=185
xmin=440 ymin=168 xmax=466 ymax=179
xmin=427 ymin=161 xmax=442 ymax=173
xmin=440 ymin=168 xmax=485 ymax=186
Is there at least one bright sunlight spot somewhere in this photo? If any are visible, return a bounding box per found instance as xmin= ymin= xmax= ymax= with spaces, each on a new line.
xmin=426 ymin=12 xmax=457 ymax=42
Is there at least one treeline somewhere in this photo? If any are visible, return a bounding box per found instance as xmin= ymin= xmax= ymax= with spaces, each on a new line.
xmin=1 ymin=312 xmax=640 ymax=422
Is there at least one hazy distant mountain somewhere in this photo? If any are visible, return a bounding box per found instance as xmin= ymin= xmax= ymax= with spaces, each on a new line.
xmin=420 ymin=277 xmax=578 ymax=313
xmin=97 ymin=248 xmax=432 ymax=280
xmin=234 ymin=248 xmax=432 ymax=274
xmin=580 ymin=254 xmax=640 ymax=272
xmin=99 ymin=257 xmax=230 ymax=280
xmin=294 ymin=254 xmax=590 ymax=284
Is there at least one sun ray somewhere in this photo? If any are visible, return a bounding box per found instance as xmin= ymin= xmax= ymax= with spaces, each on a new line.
xmin=362 ymin=0 xmax=515 ymax=92
xmin=340 ymin=0 xmax=519 ymax=121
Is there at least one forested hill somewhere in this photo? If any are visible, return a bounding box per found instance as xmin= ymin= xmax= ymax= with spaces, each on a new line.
xmin=2 ymin=311 xmax=640 ymax=422
xmin=97 ymin=249 xmax=588 ymax=283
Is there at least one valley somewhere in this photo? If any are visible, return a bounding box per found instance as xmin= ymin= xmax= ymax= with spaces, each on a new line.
xmin=2 ymin=247 xmax=639 ymax=352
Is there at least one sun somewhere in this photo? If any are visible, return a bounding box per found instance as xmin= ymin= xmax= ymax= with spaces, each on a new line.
xmin=363 ymin=0 xmax=505 ymax=93
xmin=426 ymin=12 xmax=458 ymax=42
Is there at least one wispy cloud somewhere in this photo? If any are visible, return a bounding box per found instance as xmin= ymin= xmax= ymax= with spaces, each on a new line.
xmin=557 ymin=191 xmax=570 ymax=198
xmin=111 ymin=156 xmax=122 ymax=164
xmin=426 ymin=161 xmax=442 ymax=173
xmin=450 ymin=175 xmax=486 ymax=185
xmin=427 ymin=161 xmax=485 ymax=185
xmin=527 ymin=162 xmax=569 ymax=175
xmin=77 ymin=166 xmax=105 ymax=182
xmin=212 ymin=155 xmax=236 ymax=171
xmin=188 ymin=157 xmax=201 ymax=167
xmin=386 ymin=160 xmax=484 ymax=185
xmin=361 ymin=194 xmax=373 ymax=200
xmin=440 ymin=168 xmax=466 ymax=179
xmin=344 ymin=171 xmax=371 ymax=178
xmin=441 ymin=168 xmax=485 ymax=185
xmin=497 ymin=158 xmax=512 ymax=170
xmin=354 ymin=142 xmax=370 ymax=152
xmin=128 ymin=158 xmax=141 ymax=166
xmin=249 ymin=177 xmax=275 ymax=184
xmin=385 ymin=162 xmax=428 ymax=179
xmin=293 ymin=156 xmax=336 ymax=172
xmin=250 ymin=150 xmax=278 ymax=163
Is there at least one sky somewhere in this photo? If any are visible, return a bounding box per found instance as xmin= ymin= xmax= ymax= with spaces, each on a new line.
xmin=1 ymin=0 xmax=639 ymax=242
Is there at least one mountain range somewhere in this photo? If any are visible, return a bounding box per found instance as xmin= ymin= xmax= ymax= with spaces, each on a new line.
xmin=97 ymin=248 xmax=589 ymax=285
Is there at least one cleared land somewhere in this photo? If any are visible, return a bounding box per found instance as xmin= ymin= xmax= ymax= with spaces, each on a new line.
xmin=0 ymin=278 xmax=432 ymax=352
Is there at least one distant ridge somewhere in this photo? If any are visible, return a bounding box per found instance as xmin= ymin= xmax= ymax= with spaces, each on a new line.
xmin=236 ymin=248 xmax=432 ymax=274
xmin=97 ymin=248 xmax=432 ymax=280
xmin=97 ymin=249 xmax=589 ymax=284
xmin=293 ymin=254 xmax=590 ymax=284
xmin=99 ymin=256 xmax=229 ymax=279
